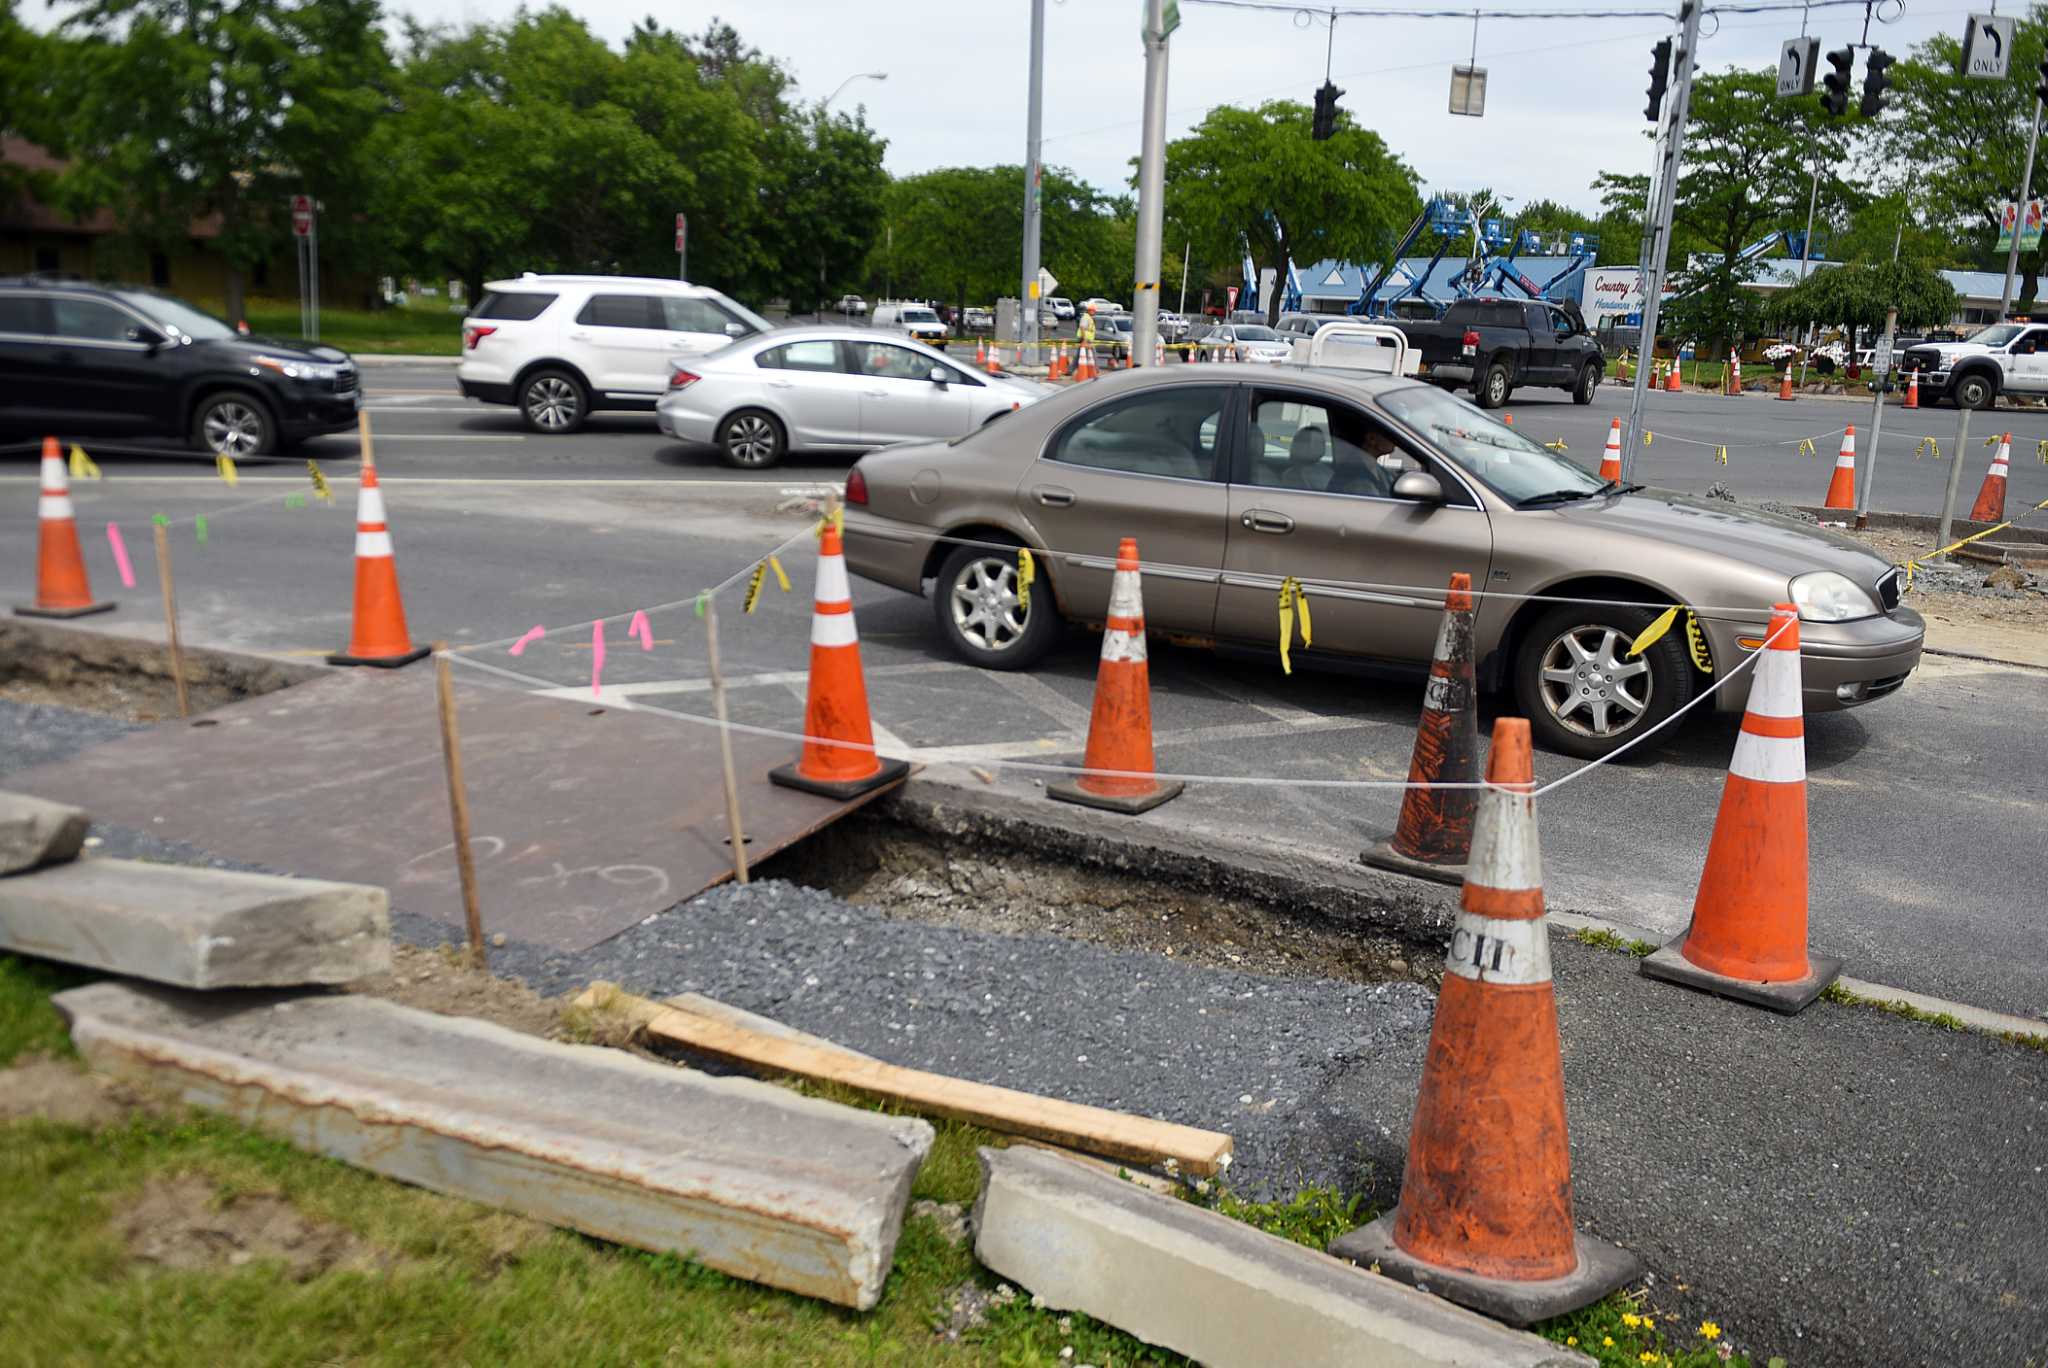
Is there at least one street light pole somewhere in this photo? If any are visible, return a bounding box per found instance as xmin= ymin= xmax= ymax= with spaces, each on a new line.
xmin=1132 ymin=0 xmax=1172 ymax=366
xmin=1998 ymin=99 xmax=2042 ymax=318
xmin=1622 ymin=0 xmax=1702 ymax=479
xmin=822 ymin=71 xmax=887 ymax=110
xmin=1020 ymin=0 xmax=1047 ymax=366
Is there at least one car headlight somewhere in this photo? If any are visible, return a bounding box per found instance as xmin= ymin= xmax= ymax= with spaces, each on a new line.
xmin=251 ymin=354 xmax=343 ymax=382
xmin=1788 ymin=571 xmax=1879 ymax=622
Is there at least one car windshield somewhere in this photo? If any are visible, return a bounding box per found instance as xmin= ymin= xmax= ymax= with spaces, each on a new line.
xmin=1378 ymin=384 xmax=1606 ymax=503
xmin=114 ymin=290 xmax=236 ymax=341
xmin=1234 ymin=326 xmax=1278 ymax=341
xmin=1971 ymin=323 xmax=2025 ymax=348
xmin=902 ymin=307 xmax=938 ymax=323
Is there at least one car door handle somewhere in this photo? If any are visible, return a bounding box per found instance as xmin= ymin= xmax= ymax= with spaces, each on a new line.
xmin=766 ymin=379 xmax=795 ymax=389
xmin=569 ymin=331 xmax=593 ymax=341
xmin=865 ymin=389 xmax=891 ymax=397
xmin=1241 ymin=510 xmax=1295 ymax=534
xmin=1032 ymin=486 xmax=1076 ymax=507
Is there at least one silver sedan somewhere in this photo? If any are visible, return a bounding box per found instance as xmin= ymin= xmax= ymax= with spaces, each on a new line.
xmin=656 ymin=327 xmax=1050 ymax=468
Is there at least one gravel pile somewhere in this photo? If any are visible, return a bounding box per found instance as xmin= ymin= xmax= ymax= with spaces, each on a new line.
xmin=0 ymin=699 xmax=143 ymax=779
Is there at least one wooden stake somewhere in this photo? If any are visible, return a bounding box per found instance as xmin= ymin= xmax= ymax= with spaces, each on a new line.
xmin=702 ymin=601 xmax=750 ymax=884
xmin=432 ymin=642 xmax=487 ymax=967
xmin=152 ymin=522 xmax=190 ymax=720
xmin=357 ymin=408 xmax=375 ymax=471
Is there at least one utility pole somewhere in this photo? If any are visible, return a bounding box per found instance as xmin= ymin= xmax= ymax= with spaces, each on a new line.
xmin=1132 ymin=0 xmax=1173 ymax=365
xmin=1622 ymin=1 xmax=1702 ymax=480
xmin=1019 ymin=0 xmax=1047 ymax=367
xmin=1854 ymin=306 xmax=1897 ymax=528
xmin=1999 ymin=100 xmax=2042 ymax=318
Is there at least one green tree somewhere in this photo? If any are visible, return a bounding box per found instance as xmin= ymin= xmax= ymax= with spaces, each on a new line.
xmin=1163 ymin=100 xmax=1419 ymax=325
xmin=876 ymin=165 xmax=1130 ymax=314
xmin=54 ymin=0 xmax=392 ymax=320
xmin=759 ymin=107 xmax=889 ymax=313
xmin=1766 ymin=260 xmax=1959 ymax=349
xmin=0 ymin=0 xmax=52 ymax=205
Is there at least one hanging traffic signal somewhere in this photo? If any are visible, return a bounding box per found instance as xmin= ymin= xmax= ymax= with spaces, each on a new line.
xmin=1311 ymin=81 xmax=1342 ymax=140
xmin=1645 ymin=38 xmax=1672 ymax=124
xmin=2037 ymin=55 xmax=2048 ymax=106
xmin=1859 ymin=48 xmax=1895 ymax=117
xmin=1819 ymin=45 xmax=1854 ymax=117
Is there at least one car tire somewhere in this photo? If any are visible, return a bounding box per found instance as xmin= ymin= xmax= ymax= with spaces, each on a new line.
xmin=931 ymin=537 xmax=1059 ymax=671
xmin=1477 ymin=360 xmax=1512 ymax=409
xmin=519 ymin=369 xmax=588 ymax=434
xmin=1571 ymin=362 xmax=1600 ymax=405
xmin=716 ymin=409 xmax=786 ymax=469
xmin=191 ymin=390 xmax=276 ymax=458
xmin=1513 ymin=602 xmax=1694 ymax=761
xmin=1952 ymin=372 xmax=1995 ymax=411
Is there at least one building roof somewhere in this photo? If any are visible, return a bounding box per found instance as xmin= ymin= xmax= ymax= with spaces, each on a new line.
xmin=1 ymin=137 xmax=222 ymax=239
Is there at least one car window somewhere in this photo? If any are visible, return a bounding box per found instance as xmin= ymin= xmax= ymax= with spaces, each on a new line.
xmin=758 ymin=339 xmax=847 ymax=374
xmin=1245 ymin=393 xmax=1407 ymax=497
xmin=2019 ymin=328 xmax=2048 ymax=355
xmin=51 ymin=297 xmax=138 ymax=342
xmin=901 ymin=307 xmax=939 ymax=323
xmin=1551 ymin=310 xmax=1575 ymax=339
xmin=475 ymin=291 xmax=557 ymax=322
xmin=113 ymin=290 xmax=235 ymax=340
xmin=1235 ymin=325 xmax=1278 ymax=341
xmin=855 ymin=342 xmax=938 ymax=381
xmin=0 ymin=294 xmax=46 ymax=333
xmin=1050 ymin=386 xmax=1228 ymax=481
xmin=1379 ymin=383 xmax=1602 ymax=503
xmin=664 ymin=295 xmax=744 ymax=334
xmin=576 ymin=294 xmax=662 ymax=329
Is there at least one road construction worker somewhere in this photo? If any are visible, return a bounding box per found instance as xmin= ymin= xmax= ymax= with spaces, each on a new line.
xmin=1077 ymin=303 xmax=1097 ymax=350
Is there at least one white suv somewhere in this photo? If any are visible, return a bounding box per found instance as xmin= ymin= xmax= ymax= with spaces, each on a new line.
xmin=871 ymin=301 xmax=949 ymax=347
xmin=458 ymin=274 xmax=770 ymax=433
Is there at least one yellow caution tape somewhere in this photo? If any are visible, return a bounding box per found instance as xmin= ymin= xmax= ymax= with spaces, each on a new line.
xmin=1714 ymin=445 xmax=1727 ymax=465
xmin=2038 ymin=439 xmax=2048 ymax=465
xmin=1914 ymin=437 xmax=1939 ymax=460
xmin=743 ymin=561 xmax=768 ymax=613
xmin=67 ymin=444 xmax=101 ymax=481
xmin=1544 ymin=439 xmax=1569 ymax=453
xmin=1276 ymin=576 xmax=1312 ymax=675
xmin=215 ymin=454 xmax=238 ymax=487
xmin=1797 ymin=438 xmax=1818 ymax=459
xmin=1628 ymin=605 xmax=1682 ymax=658
xmin=1684 ymin=610 xmax=1713 ymax=673
xmin=1017 ymin=548 xmax=1035 ymax=614
xmin=768 ymin=556 xmax=790 ymax=592
xmin=1901 ymin=495 xmax=2048 ymax=584
xmin=816 ymin=506 xmax=845 ymax=539
xmin=1643 ymin=430 xmax=1653 ymax=447
xmin=306 ymin=459 xmax=333 ymax=501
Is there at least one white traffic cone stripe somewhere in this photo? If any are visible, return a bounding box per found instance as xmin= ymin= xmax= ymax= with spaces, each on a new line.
xmin=1445 ymin=912 xmax=1552 ymax=986
xmin=1729 ymin=729 xmax=1805 ymax=784
xmin=1102 ymin=626 xmax=1147 ymax=663
xmin=1464 ymin=782 xmax=1542 ymax=892
xmin=357 ymin=483 xmax=387 ymax=525
xmin=40 ymin=453 xmax=71 ymax=517
xmin=812 ymin=609 xmax=858 ymax=648
xmin=1744 ymin=639 xmax=1802 ymax=717
xmin=355 ymin=529 xmax=394 ymax=557
xmin=40 ymin=494 xmax=74 ymax=519
xmin=1107 ymin=566 xmax=1143 ymax=618
xmin=1835 ymin=453 xmax=1855 ymax=468
xmin=814 ymin=550 xmax=852 ymax=605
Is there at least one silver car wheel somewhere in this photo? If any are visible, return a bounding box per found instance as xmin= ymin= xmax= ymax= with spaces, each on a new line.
xmin=950 ymin=557 xmax=1027 ymax=651
xmin=1536 ymin=625 xmax=1652 ymax=739
xmin=202 ymin=401 xmax=264 ymax=456
xmin=725 ymin=414 xmax=779 ymax=466
xmin=525 ymin=376 xmax=580 ymax=430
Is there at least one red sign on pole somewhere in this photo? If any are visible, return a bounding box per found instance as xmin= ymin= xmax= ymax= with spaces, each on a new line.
xmin=290 ymin=194 xmax=315 ymax=238
xmin=674 ymin=212 xmax=687 ymax=254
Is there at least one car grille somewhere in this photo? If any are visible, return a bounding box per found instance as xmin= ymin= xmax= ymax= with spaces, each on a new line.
xmin=1865 ymin=672 xmax=1910 ymax=701
xmin=332 ymin=369 xmax=358 ymax=394
xmin=1877 ymin=567 xmax=1902 ymax=611
xmin=1900 ymin=349 xmax=1940 ymax=374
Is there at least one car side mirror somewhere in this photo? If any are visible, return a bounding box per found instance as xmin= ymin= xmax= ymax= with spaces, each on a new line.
xmin=128 ymin=324 xmax=167 ymax=349
xmin=1392 ymin=470 xmax=1445 ymax=502
xmin=929 ymin=366 xmax=951 ymax=385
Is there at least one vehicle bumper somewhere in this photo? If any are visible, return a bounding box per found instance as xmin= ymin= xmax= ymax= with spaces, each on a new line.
xmin=458 ymin=377 xmax=516 ymax=405
xmin=1427 ymin=363 xmax=1475 ymax=384
xmin=275 ymin=387 xmax=362 ymax=440
xmin=652 ymin=396 xmax=719 ymax=444
xmin=1701 ymin=608 xmax=1924 ymax=714
xmin=843 ymin=509 xmax=939 ymax=597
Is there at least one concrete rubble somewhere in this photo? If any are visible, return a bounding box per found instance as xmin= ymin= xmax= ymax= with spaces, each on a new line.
xmin=0 ymin=790 xmax=88 ymax=875
xmin=972 ymin=1146 xmax=1590 ymax=1368
xmin=0 ymin=857 xmax=390 ymax=987
xmin=55 ymin=981 xmax=934 ymax=1310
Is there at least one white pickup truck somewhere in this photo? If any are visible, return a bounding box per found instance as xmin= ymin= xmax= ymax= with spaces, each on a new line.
xmin=1898 ymin=322 xmax=2048 ymax=410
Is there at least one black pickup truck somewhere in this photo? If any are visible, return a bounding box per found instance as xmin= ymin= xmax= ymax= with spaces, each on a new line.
xmin=1397 ymin=297 xmax=1604 ymax=409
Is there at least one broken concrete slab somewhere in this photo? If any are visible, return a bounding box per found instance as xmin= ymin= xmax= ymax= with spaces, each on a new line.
xmin=55 ymin=982 xmax=934 ymax=1310
xmin=972 ymin=1147 xmax=1589 ymax=1368
xmin=0 ymin=791 xmax=88 ymax=874
xmin=0 ymin=858 xmax=390 ymax=987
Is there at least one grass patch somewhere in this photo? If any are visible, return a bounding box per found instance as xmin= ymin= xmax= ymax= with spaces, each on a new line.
xmin=0 ymin=953 xmax=88 ymax=1065
xmin=1574 ymin=927 xmax=1658 ymax=958
xmin=1537 ymin=1292 xmax=1776 ymax=1367
xmin=202 ymin=300 xmax=464 ymax=356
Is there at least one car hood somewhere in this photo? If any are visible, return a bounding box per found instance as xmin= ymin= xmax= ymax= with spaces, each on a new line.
xmin=1905 ymin=342 xmax=1989 ymax=360
xmin=1549 ymin=489 xmax=1895 ymax=583
xmin=212 ymin=335 xmax=354 ymax=365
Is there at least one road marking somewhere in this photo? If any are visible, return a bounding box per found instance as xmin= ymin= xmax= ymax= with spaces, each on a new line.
xmin=0 ymin=475 xmax=825 ymax=488
xmin=368 ymin=434 xmax=526 ymax=442
xmin=532 ymin=659 xmax=965 ymax=702
xmin=360 ymin=405 xmax=492 ymax=414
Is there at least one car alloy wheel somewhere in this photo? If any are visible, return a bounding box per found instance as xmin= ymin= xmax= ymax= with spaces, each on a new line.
xmin=524 ymin=376 xmax=581 ymax=431
xmin=202 ymin=400 xmax=266 ymax=457
xmin=1954 ymin=375 xmax=1992 ymax=410
xmin=724 ymin=414 xmax=780 ymax=467
xmin=949 ymin=556 xmax=1027 ymax=651
xmin=1482 ymin=363 xmax=1510 ymax=408
xmin=1535 ymin=623 xmax=1652 ymax=740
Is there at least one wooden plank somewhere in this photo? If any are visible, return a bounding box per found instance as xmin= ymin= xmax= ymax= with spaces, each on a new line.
xmin=573 ymin=981 xmax=1234 ymax=1177
xmin=574 ymin=982 xmax=878 ymax=1061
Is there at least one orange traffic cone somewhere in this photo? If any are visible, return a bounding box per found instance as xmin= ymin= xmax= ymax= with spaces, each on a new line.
xmin=1904 ymin=371 xmax=1920 ymax=409
xmin=1642 ymin=603 xmax=1842 ymax=1012
xmin=1049 ymin=538 xmax=1182 ymax=815
xmin=15 ymin=436 xmax=114 ymax=619
xmin=1153 ymin=335 xmax=1165 ymax=367
xmin=1361 ymin=573 xmax=1479 ymax=883
xmin=770 ymin=523 xmax=911 ymax=799
xmin=986 ymin=340 xmax=1002 ymax=376
xmin=1777 ymin=363 xmax=1795 ymax=401
xmin=1049 ymin=342 xmax=1066 ymax=379
xmin=328 ymin=465 xmax=429 ymax=667
xmin=1727 ymin=350 xmax=1741 ymax=395
xmin=1502 ymin=412 xmax=1513 ymax=427
xmin=1598 ymin=417 xmax=1623 ymax=482
xmin=1968 ymin=433 xmax=2011 ymax=522
xmin=1822 ymin=426 xmax=1857 ymax=509
xmin=975 ymin=337 xmax=987 ymax=366
xmin=1665 ymin=358 xmax=1681 ymax=392
xmin=1078 ymin=345 xmax=1098 ymax=382
xmin=1332 ymin=717 xmax=1641 ymax=1324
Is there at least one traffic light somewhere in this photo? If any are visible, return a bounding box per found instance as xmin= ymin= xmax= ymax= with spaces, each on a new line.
xmin=1859 ymin=48 xmax=1894 ymax=117
xmin=1819 ymin=45 xmax=1854 ymax=117
xmin=2037 ymin=55 xmax=2048 ymax=106
xmin=1645 ymin=38 xmax=1671 ymax=124
xmin=1311 ymin=81 xmax=1342 ymax=140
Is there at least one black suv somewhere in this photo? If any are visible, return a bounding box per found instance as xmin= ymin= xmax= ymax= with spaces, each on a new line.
xmin=0 ymin=277 xmax=359 ymax=457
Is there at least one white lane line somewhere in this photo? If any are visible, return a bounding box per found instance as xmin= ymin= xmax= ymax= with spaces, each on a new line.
xmin=360 ymin=406 xmax=493 ymax=415
xmin=371 ymin=434 xmax=526 ymax=442
xmin=531 ymin=660 xmax=966 ymax=702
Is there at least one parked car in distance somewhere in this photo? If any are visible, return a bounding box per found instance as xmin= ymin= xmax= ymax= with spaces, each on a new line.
xmin=834 ymin=295 xmax=868 ymax=317
xmin=1158 ymin=310 xmax=1190 ymax=342
xmin=0 ymin=275 xmax=358 ymax=457
xmin=1396 ymin=297 xmax=1603 ymax=408
xmin=1276 ymin=312 xmax=1344 ymax=340
xmin=1897 ymin=320 xmax=2048 ymax=410
xmin=457 ymin=274 xmax=768 ymax=434
xmin=656 ymin=327 xmax=1049 ymax=469
xmin=962 ymin=307 xmax=995 ymax=333
xmin=1049 ymin=297 xmax=1076 ymax=321
xmin=1193 ymin=323 xmax=1290 ymax=363
xmin=872 ymin=301 xmax=950 ymax=348
xmin=841 ymin=366 xmax=1923 ymax=759
xmin=1080 ymin=297 xmax=1122 ymax=316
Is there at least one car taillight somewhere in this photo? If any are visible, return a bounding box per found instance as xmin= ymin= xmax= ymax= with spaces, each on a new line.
xmin=463 ymin=325 xmax=497 ymax=350
xmin=845 ymin=466 xmax=869 ymax=505
xmin=669 ymin=367 xmax=700 ymax=390
xmin=1461 ymin=329 xmax=1480 ymax=350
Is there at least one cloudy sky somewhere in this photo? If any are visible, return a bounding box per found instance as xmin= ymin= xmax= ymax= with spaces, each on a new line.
xmin=408 ymin=0 xmax=1989 ymax=214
